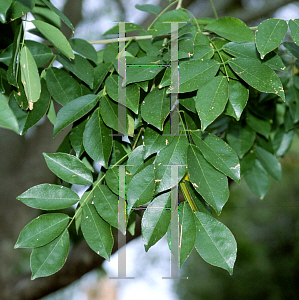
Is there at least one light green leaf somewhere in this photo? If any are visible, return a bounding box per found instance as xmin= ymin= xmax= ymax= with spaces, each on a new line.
xmin=255 ymin=146 xmax=281 ymax=181
xmin=57 ymin=54 xmax=94 ymax=89
xmin=69 ymin=38 xmax=97 ymax=64
xmin=31 ymin=5 xmax=61 ymax=29
xmin=142 ymin=192 xmax=171 ymax=251
xmin=155 ymin=135 xmax=189 ymax=194
xmin=228 ymin=57 xmax=285 ymax=101
xmin=24 ymin=40 xmax=53 ymax=68
xmin=226 ymin=122 xmax=256 ymax=158
xmin=194 ymin=212 xmax=237 ymax=275
xmin=105 ymin=74 xmax=140 ymax=114
xmin=178 ymin=202 xmax=196 ymax=269
xmin=46 ymin=67 xmax=81 ymax=106
xmin=225 ymin=80 xmax=248 ymax=120
xmin=94 ymin=185 xmax=118 ymax=229
xmin=20 ymin=45 xmax=41 ymax=108
xmin=17 ymin=183 xmax=80 ymax=210
xmin=53 ymin=94 xmax=99 ymax=137
xmin=205 ymin=17 xmax=254 ymax=42
xmin=187 ymin=145 xmax=229 ymax=215
xmin=255 ymin=18 xmax=287 ymax=59
xmin=244 ymin=159 xmax=270 ymax=199
xmin=43 ymin=152 xmax=93 ymax=185
xmin=81 ymin=204 xmax=113 ymax=260
xmin=195 ymin=76 xmax=228 ymax=130
xmin=32 ymin=20 xmax=74 ymax=59
xmin=191 ymin=131 xmax=240 ymax=182
xmin=83 ymin=108 xmax=112 ymax=168
xmin=0 ymin=93 xmax=19 ymax=134
xmin=287 ymin=19 xmax=299 ymax=46
xmin=135 ymin=4 xmax=161 ymax=15
xmin=15 ymin=213 xmax=70 ymax=248
xmin=0 ymin=0 xmax=12 ymax=23
xmin=141 ymin=86 xmax=169 ymax=131
xmin=127 ymin=164 xmax=155 ymax=212
xmin=42 ymin=0 xmax=74 ymax=33
xmin=30 ymin=229 xmax=69 ymax=279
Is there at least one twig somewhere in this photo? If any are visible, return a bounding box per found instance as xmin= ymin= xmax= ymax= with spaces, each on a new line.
xmin=176 ymin=0 xmax=183 ymax=10
xmin=209 ymin=0 xmax=218 ymax=20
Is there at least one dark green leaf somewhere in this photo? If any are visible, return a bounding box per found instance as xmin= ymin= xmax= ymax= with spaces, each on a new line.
xmin=69 ymin=38 xmax=97 ymax=64
xmin=32 ymin=20 xmax=74 ymax=59
xmin=81 ymin=204 xmax=113 ymax=260
xmin=194 ymin=212 xmax=237 ymax=275
xmin=103 ymin=23 xmax=143 ymax=35
xmin=135 ymin=4 xmax=161 ymax=15
xmin=288 ymin=19 xmax=299 ymax=46
xmin=0 ymin=0 xmax=11 ymax=23
xmin=205 ymin=17 xmax=254 ymax=42
xmin=141 ymin=191 xmax=170 ymax=251
xmin=15 ymin=213 xmax=70 ymax=248
xmin=93 ymin=62 xmax=112 ymax=92
xmin=57 ymin=54 xmax=94 ymax=89
xmin=283 ymin=42 xmax=299 ymax=59
xmin=0 ymin=93 xmax=19 ymax=133
xmin=240 ymin=149 xmax=256 ymax=176
xmin=187 ymin=145 xmax=229 ymax=215
xmin=30 ymin=229 xmax=69 ymax=279
xmin=53 ymin=94 xmax=99 ymax=137
xmin=17 ymin=183 xmax=80 ymax=210
xmin=83 ymin=108 xmax=112 ymax=169
xmin=255 ymin=146 xmax=281 ymax=181
xmin=255 ymin=18 xmax=287 ymax=59
xmin=8 ymin=0 xmax=34 ymax=20
xmin=196 ymin=76 xmax=228 ymax=130
xmin=43 ymin=152 xmax=93 ymax=185
xmin=246 ymin=111 xmax=271 ymax=139
xmin=127 ymin=145 xmax=144 ymax=175
xmin=229 ymin=57 xmax=285 ymax=101
xmin=46 ymin=67 xmax=81 ymax=106
xmin=244 ymin=159 xmax=270 ymax=199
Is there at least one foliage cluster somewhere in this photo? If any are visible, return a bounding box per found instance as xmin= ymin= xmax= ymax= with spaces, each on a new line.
xmin=1 ymin=0 xmax=299 ymax=279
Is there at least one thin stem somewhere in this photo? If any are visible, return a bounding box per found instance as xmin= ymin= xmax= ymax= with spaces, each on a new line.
xmin=211 ymin=40 xmax=229 ymax=79
xmin=182 ymin=8 xmax=201 ymax=32
xmin=89 ymin=35 xmax=153 ymax=44
xmin=176 ymin=0 xmax=183 ymax=10
xmin=209 ymin=0 xmax=219 ymax=19
xmin=148 ymin=0 xmax=179 ymax=30
xmin=132 ymin=127 xmax=144 ymax=150
xmin=67 ymin=151 xmax=131 ymax=229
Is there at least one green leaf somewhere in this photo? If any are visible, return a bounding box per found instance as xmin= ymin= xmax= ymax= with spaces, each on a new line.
xmin=103 ymin=23 xmax=144 ymax=35
xmin=194 ymin=212 xmax=237 ymax=275
xmin=30 ymin=229 xmax=69 ymax=279
xmin=191 ymin=131 xmax=240 ymax=182
xmin=205 ymin=17 xmax=254 ymax=42
xmin=46 ymin=67 xmax=81 ymax=106
xmin=195 ymin=76 xmax=228 ymax=130
xmin=81 ymin=204 xmax=113 ymax=260
xmin=223 ymin=42 xmax=286 ymax=71
xmin=255 ymin=146 xmax=281 ymax=181
xmin=0 ymin=0 xmax=12 ymax=23
xmin=94 ymin=62 xmax=112 ymax=92
xmin=143 ymin=124 xmax=173 ymax=159
xmin=135 ymin=4 xmax=161 ymax=15
xmin=32 ymin=6 xmax=61 ymax=29
xmin=83 ymin=108 xmax=112 ymax=169
xmin=288 ymin=19 xmax=299 ymax=46
xmin=8 ymin=0 xmax=34 ymax=20
xmin=94 ymin=185 xmax=118 ymax=229
xmin=42 ymin=0 xmax=74 ymax=33
xmin=240 ymin=149 xmax=256 ymax=176
xmin=125 ymin=56 xmax=165 ymax=85
xmin=17 ymin=183 xmax=80 ymax=210
xmin=255 ymin=18 xmax=287 ymax=59
xmin=43 ymin=152 xmax=93 ymax=185
xmin=69 ymin=38 xmax=97 ymax=64
xmin=53 ymin=94 xmax=99 ymax=137
xmin=141 ymin=86 xmax=169 ymax=131
xmin=187 ymin=145 xmax=229 ymax=215
xmin=228 ymin=57 xmax=285 ymax=101
xmin=32 ymin=20 xmax=74 ymax=59
xmin=226 ymin=122 xmax=255 ymax=158
xmin=282 ymin=42 xmax=299 ymax=59
xmin=225 ymin=79 xmax=248 ymax=120
xmin=47 ymin=100 xmax=56 ymax=125
xmin=0 ymin=93 xmax=19 ymax=134
xmin=246 ymin=111 xmax=271 ymax=139
xmin=155 ymin=135 xmax=189 ymax=194
xmin=57 ymin=54 xmax=94 ymax=89
xmin=15 ymin=213 xmax=70 ymax=248
xmin=127 ymin=164 xmax=155 ymax=212
xmin=244 ymin=159 xmax=270 ymax=199
xmin=141 ymin=191 xmax=171 ymax=251
xmin=105 ymin=74 xmax=140 ymax=114
xmin=273 ymin=127 xmax=294 ymax=157
xmin=69 ymin=119 xmax=87 ymax=157
xmin=178 ymin=202 xmax=196 ymax=268
xmin=127 ymin=145 xmax=144 ymax=175
xmin=160 ymin=59 xmax=219 ymax=93
xmin=20 ymin=45 xmax=41 ymax=108
xmin=24 ymin=40 xmax=53 ymax=68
